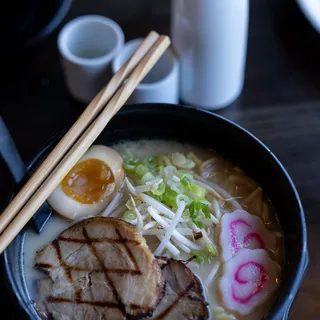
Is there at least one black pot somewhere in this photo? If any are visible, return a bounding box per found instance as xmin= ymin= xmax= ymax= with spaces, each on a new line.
xmin=3 ymin=104 xmax=308 ymax=319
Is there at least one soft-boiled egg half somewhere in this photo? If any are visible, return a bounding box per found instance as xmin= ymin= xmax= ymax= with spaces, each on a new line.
xmin=48 ymin=145 xmax=124 ymax=220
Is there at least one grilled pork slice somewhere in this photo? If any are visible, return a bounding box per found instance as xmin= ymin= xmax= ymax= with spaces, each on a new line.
xmin=145 ymin=259 xmax=209 ymax=320
xmin=35 ymin=217 xmax=164 ymax=320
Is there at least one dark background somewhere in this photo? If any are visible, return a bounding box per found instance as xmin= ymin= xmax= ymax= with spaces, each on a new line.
xmin=1 ymin=0 xmax=320 ymax=318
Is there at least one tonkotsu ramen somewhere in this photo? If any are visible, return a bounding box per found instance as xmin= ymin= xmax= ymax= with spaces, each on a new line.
xmin=23 ymin=140 xmax=283 ymax=320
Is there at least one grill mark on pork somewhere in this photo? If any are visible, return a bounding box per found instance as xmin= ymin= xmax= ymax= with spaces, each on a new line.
xmin=144 ymin=259 xmax=209 ymax=320
xmin=36 ymin=263 xmax=53 ymax=269
xmin=116 ymin=229 xmax=141 ymax=274
xmin=153 ymin=282 xmax=195 ymax=320
xmin=40 ymin=228 xmax=137 ymax=315
xmin=52 ymin=240 xmax=73 ymax=283
xmin=47 ymin=297 xmax=120 ymax=308
xmin=36 ymin=217 xmax=164 ymax=319
xmin=59 ymin=236 xmax=141 ymax=245
xmin=130 ymin=304 xmax=143 ymax=310
xmin=88 ymin=271 xmax=93 ymax=287
xmin=53 ymin=238 xmax=83 ymax=303
xmin=82 ymin=226 xmax=127 ymax=317
xmin=185 ymin=295 xmax=204 ymax=303
xmin=47 ymin=297 xmax=73 ymax=304
xmin=43 ymin=301 xmax=53 ymax=320
xmin=36 ymin=264 xmax=142 ymax=274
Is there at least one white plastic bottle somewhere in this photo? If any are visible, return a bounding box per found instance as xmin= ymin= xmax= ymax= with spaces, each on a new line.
xmin=171 ymin=0 xmax=249 ymax=110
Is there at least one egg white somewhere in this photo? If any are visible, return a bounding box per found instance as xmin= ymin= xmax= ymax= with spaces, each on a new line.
xmin=48 ymin=145 xmax=124 ymax=220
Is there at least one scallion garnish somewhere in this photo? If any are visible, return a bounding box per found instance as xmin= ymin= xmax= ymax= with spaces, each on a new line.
xmin=172 ymin=152 xmax=195 ymax=169
xmin=124 ymin=210 xmax=137 ymax=221
xmin=151 ymin=181 xmax=166 ymax=196
xmin=182 ymin=209 xmax=191 ymax=219
xmin=163 ymin=188 xmax=179 ymax=208
xmin=123 ymin=151 xmax=220 ymax=263
xmin=192 ymin=252 xmax=204 ymax=264
xmin=206 ymin=243 xmax=217 ymax=258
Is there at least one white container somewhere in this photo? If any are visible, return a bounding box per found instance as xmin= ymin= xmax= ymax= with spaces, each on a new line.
xmin=297 ymin=0 xmax=320 ymax=34
xmin=58 ymin=15 xmax=124 ymax=103
xmin=112 ymin=38 xmax=179 ymax=105
xmin=171 ymin=0 xmax=249 ymax=110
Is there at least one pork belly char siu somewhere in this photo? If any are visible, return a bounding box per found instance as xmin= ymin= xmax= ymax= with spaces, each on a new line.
xmin=35 ymin=217 xmax=164 ymax=320
xmin=145 ymin=258 xmax=209 ymax=320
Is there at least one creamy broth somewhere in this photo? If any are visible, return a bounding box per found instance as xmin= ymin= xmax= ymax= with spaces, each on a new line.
xmin=24 ymin=140 xmax=283 ymax=320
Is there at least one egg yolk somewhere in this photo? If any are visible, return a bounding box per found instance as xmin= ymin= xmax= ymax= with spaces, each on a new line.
xmin=61 ymin=158 xmax=115 ymax=204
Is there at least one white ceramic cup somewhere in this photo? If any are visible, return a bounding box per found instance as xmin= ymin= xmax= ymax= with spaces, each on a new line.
xmin=58 ymin=15 xmax=124 ymax=103
xmin=112 ymin=38 xmax=179 ymax=105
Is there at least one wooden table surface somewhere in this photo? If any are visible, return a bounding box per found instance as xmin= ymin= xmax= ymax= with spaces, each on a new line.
xmin=1 ymin=0 xmax=320 ymax=319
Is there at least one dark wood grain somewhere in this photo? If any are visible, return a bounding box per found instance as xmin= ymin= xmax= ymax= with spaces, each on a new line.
xmin=1 ymin=0 xmax=320 ymax=319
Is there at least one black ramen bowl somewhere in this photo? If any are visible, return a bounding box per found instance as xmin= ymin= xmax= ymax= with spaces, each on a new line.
xmin=2 ymin=104 xmax=308 ymax=319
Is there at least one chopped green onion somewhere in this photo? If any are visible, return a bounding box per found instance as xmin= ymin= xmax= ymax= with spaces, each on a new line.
xmin=163 ymin=188 xmax=178 ymax=208
xmin=182 ymin=209 xmax=191 ymax=219
xmin=126 ymin=158 xmax=140 ymax=165
xmin=181 ymin=176 xmax=192 ymax=189
xmin=125 ymin=200 xmax=133 ymax=210
xmin=154 ymin=165 xmax=165 ymax=175
xmin=123 ymin=164 xmax=136 ymax=173
xmin=164 ymin=165 xmax=178 ymax=179
xmin=172 ymin=152 xmax=195 ymax=169
xmin=202 ymin=205 xmax=211 ymax=219
xmin=189 ymin=201 xmax=203 ymax=228
xmin=146 ymin=191 xmax=163 ymax=202
xmin=142 ymin=156 xmax=157 ymax=170
xmin=125 ymin=198 xmax=141 ymax=210
xmin=190 ymin=201 xmax=211 ymax=219
xmin=190 ymin=183 xmax=206 ymax=198
xmin=123 ymin=158 xmax=140 ymax=174
xmin=169 ymin=182 xmax=183 ymax=194
xmin=178 ymin=171 xmax=193 ymax=181
xmin=124 ymin=210 xmax=137 ymax=221
xmin=190 ymin=201 xmax=201 ymax=216
xmin=194 ymin=196 xmax=207 ymax=202
xmin=124 ymin=156 xmax=163 ymax=177
xmin=191 ymin=245 xmax=217 ymax=264
xmin=135 ymin=164 xmax=149 ymax=178
xmin=141 ymin=172 xmax=155 ymax=184
xmin=192 ymin=252 xmax=204 ymax=264
xmin=206 ymin=243 xmax=217 ymax=258
xmin=151 ymin=181 xmax=166 ymax=196
xmin=180 ymin=175 xmax=206 ymax=198
xmin=176 ymin=194 xmax=192 ymax=207
xmin=193 ymin=220 xmax=204 ymax=229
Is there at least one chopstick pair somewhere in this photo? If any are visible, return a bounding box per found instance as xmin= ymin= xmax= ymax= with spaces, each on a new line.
xmin=0 ymin=31 xmax=170 ymax=254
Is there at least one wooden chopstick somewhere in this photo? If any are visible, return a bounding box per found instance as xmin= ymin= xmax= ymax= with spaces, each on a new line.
xmin=0 ymin=35 xmax=171 ymax=253
xmin=0 ymin=31 xmax=160 ymax=234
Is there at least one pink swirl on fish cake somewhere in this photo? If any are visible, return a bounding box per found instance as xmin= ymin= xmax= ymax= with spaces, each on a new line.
xmin=219 ymin=249 xmax=281 ymax=315
xmin=220 ymin=210 xmax=277 ymax=261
